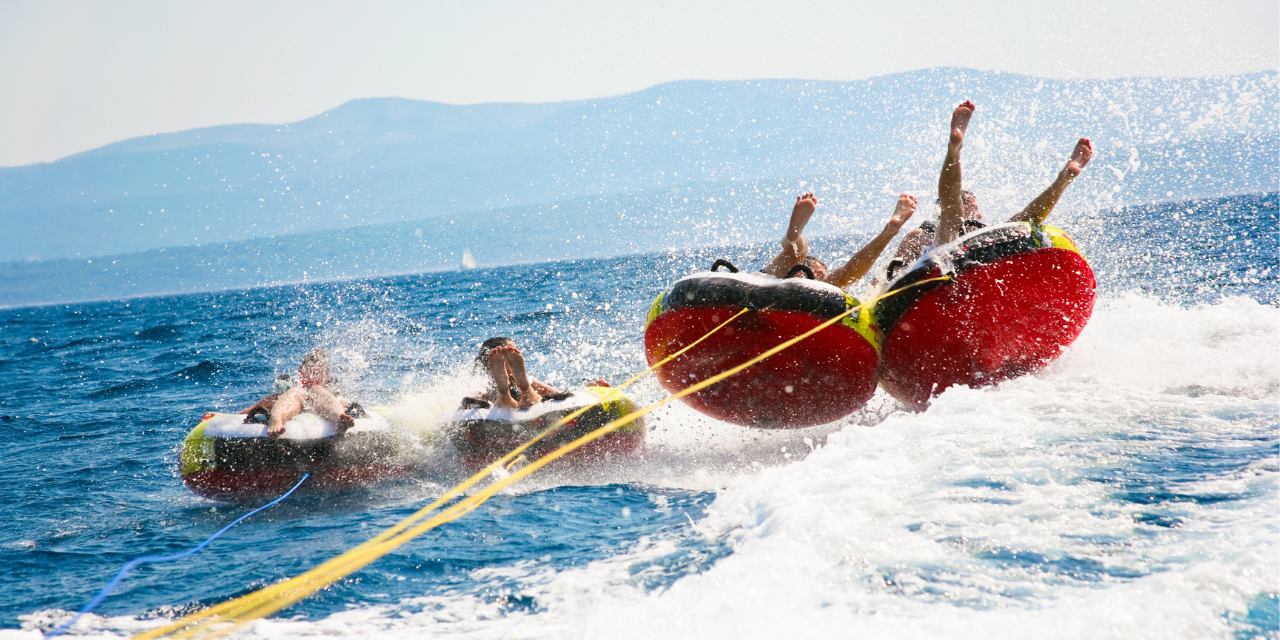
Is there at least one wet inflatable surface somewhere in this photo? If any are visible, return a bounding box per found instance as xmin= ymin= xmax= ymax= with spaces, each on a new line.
xmin=876 ymin=223 xmax=1096 ymax=404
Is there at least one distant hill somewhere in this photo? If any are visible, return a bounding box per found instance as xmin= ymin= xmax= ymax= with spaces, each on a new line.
xmin=1 ymin=187 xmax=1275 ymax=309
xmin=2 ymin=67 xmax=1275 ymax=265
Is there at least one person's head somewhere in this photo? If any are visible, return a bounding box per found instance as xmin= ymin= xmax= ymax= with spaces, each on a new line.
xmin=962 ymin=190 xmax=980 ymax=220
xmin=936 ymin=190 xmax=980 ymax=220
xmin=475 ymin=337 xmax=515 ymax=373
xmin=788 ymin=256 xmax=828 ymax=281
xmin=297 ymin=348 xmax=331 ymax=386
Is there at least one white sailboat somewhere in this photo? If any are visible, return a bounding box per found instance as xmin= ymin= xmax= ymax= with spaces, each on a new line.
xmin=460 ymin=247 xmax=477 ymax=270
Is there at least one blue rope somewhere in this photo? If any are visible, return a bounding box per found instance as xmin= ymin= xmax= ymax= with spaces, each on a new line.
xmin=50 ymin=473 xmax=310 ymax=637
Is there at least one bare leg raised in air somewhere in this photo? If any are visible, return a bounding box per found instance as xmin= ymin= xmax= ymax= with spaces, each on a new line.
xmin=763 ymin=193 xmax=820 ymax=279
xmin=936 ymin=101 xmax=974 ymax=246
xmin=1008 ymin=138 xmax=1094 ymax=225
xmin=825 ymin=194 xmax=917 ymax=289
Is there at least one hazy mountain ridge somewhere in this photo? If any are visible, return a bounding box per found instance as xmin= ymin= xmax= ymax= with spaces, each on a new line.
xmin=2 ymin=185 xmax=1274 ymax=309
xmin=1 ymin=67 xmax=1275 ymax=264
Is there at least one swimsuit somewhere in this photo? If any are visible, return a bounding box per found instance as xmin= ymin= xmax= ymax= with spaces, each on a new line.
xmin=886 ymin=219 xmax=987 ymax=280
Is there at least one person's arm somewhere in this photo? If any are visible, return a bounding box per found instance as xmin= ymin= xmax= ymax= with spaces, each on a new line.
xmin=872 ymin=229 xmax=930 ymax=287
xmin=824 ymin=194 xmax=917 ymax=289
xmin=762 ymin=193 xmax=817 ymax=277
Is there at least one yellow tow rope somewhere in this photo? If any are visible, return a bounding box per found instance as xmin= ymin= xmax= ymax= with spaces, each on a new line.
xmin=136 ymin=277 xmax=946 ymax=640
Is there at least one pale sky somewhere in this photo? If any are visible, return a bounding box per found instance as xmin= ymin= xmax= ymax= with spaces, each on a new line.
xmin=0 ymin=0 xmax=1275 ymax=168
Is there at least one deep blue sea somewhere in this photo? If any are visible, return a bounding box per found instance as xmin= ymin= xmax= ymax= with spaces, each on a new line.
xmin=1 ymin=193 xmax=1276 ymax=639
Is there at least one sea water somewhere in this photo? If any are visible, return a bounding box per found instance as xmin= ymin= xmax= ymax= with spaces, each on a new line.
xmin=0 ymin=193 xmax=1275 ymax=639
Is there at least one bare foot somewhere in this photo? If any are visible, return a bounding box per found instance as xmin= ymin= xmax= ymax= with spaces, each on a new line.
xmin=492 ymin=392 xmax=518 ymax=410
xmin=885 ymin=194 xmax=917 ymax=233
xmin=268 ymin=423 xmax=285 ymax=437
xmin=785 ymin=193 xmax=818 ymax=247
xmin=517 ymin=388 xmax=542 ymax=410
xmin=488 ymin=344 xmax=518 ymax=364
xmin=1063 ymin=138 xmax=1093 ymax=179
xmin=588 ymin=379 xmax=610 ymax=387
xmin=950 ymin=101 xmax=975 ymax=149
xmin=335 ymin=413 xmax=355 ymax=435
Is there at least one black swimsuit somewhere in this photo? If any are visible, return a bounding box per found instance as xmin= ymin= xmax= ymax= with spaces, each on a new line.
xmin=918 ymin=219 xmax=986 ymax=235
xmin=886 ymin=220 xmax=987 ymax=280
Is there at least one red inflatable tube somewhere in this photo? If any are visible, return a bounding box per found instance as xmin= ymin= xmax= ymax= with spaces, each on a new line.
xmin=179 ymin=412 xmax=411 ymax=502
xmin=644 ymin=270 xmax=880 ymax=428
xmin=875 ymin=223 xmax=1096 ymax=404
xmin=453 ymin=425 xmax=645 ymax=472
xmin=443 ymin=387 xmax=647 ymax=472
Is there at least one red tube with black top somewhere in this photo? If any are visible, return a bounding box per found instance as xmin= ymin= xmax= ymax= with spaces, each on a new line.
xmin=874 ymin=222 xmax=1096 ymax=404
xmin=643 ymin=268 xmax=880 ymax=428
